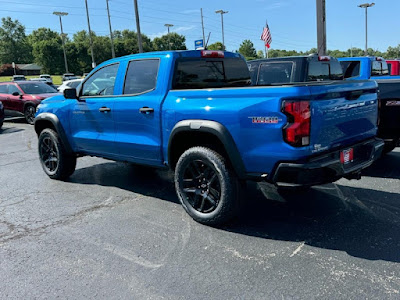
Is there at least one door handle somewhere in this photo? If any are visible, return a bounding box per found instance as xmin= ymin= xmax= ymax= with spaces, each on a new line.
xmin=139 ymin=107 xmax=154 ymax=114
xmin=99 ymin=107 xmax=111 ymax=113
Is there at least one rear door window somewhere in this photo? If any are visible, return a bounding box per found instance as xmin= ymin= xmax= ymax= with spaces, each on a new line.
xmin=257 ymin=62 xmax=294 ymax=85
xmin=0 ymin=85 xmax=8 ymax=94
xmin=173 ymin=58 xmax=250 ymax=90
xmin=123 ymin=59 xmax=159 ymax=95
xmin=8 ymin=84 xmax=21 ymax=95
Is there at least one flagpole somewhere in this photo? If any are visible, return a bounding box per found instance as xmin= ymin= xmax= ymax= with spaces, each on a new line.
xmin=267 ymin=47 xmax=269 ymax=59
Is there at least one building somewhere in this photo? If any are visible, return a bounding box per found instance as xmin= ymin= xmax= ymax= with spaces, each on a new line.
xmin=16 ymin=63 xmax=42 ymax=76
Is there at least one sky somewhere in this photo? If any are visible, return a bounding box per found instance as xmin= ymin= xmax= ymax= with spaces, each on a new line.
xmin=0 ymin=0 xmax=399 ymax=53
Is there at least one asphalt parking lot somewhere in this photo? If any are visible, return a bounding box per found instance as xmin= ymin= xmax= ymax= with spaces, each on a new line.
xmin=0 ymin=119 xmax=399 ymax=299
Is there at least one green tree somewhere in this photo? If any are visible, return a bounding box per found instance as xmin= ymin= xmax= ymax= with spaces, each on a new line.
xmin=113 ymin=30 xmax=153 ymax=56
xmin=28 ymin=28 xmax=64 ymax=74
xmin=0 ymin=17 xmax=32 ymax=64
xmin=207 ymin=42 xmax=224 ymax=50
xmin=152 ymin=33 xmax=187 ymax=51
xmin=32 ymin=39 xmax=64 ymax=74
xmin=238 ymin=40 xmax=257 ymax=60
xmin=384 ymin=46 xmax=400 ymax=59
xmin=257 ymin=50 xmax=264 ymax=58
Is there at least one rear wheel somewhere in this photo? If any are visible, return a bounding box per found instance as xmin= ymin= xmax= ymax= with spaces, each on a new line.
xmin=38 ymin=128 xmax=76 ymax=180
xmin=175 ymin=146 xmax=240 ymax=225
xmin=24 ymin=105 xmax=36 ymax=125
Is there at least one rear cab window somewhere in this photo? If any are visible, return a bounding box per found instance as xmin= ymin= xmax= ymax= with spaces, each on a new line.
xmin=172 ymin=58 xmax=251 ymax=90
xmin=340 ymin=61 xmax=361 ymax=78
xmin=307 ymin=59 xmax=343 ymax=82
xmin=372 ymin=60 xmax=389 ymax=76
xmin=257 ymin=62 xmax=294 ymax=85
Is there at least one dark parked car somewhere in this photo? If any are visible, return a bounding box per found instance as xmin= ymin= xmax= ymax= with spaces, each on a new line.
xmin=0 ymin=81 xmax=59 ymax=124
xmin=0 ymin=101 xmax=4 ymax=130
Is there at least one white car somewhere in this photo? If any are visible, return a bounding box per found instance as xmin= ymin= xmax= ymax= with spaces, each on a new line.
xmin=40 ymin=74 xmax=53 ymax=84
xmin=30 ymin=78 xmax=48 ymax=83
xmin=57 ymin=79 xmax=83 ymax=93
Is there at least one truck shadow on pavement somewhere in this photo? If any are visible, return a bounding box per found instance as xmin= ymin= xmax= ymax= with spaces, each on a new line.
xmin=70 ymin=160 xmax=400 ymax=263
xmin=361 ymin=150 xmax=400 ymax=180
xmin=228 ymin=182 xmax=400 ymax=263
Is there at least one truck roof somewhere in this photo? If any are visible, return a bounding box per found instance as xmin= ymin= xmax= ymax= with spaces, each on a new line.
xmin=97 ymin=50 xmax=244 ymax=68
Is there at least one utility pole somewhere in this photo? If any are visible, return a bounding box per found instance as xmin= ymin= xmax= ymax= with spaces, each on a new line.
xmin=106 ymin=0 xmax=115 ymax=58
xmin=53 ymin=12 xmax=69 ymax=73
xmin=215 ymin=10 xmax=228 ymax=50
xmin=164 ymin=24 xmax=174 ymax=50
xmin=200 ymin=8 xmax=205 ymax=48
xmin=359 ymin=3 xmax=375 ymax=56
xmin=133 ymin=0 xmax=143 ymax=53
xmin=316 ymin=0 xmax=327 ymax=56
xmin=84 ymin=0 xmax=96 ymax=68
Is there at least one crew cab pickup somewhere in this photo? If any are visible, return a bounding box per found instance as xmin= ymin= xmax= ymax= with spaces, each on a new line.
xmin=339 ymin=56 xmax=400 ymax=153
xmin=34 ymin=50 xmax=384 ymax=225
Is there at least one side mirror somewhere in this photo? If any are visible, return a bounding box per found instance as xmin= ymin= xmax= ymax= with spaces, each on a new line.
xmin=12 ymin=91 xmax=20 ymax=97
xmin=64 ymin=88 xmax=78 ymax=100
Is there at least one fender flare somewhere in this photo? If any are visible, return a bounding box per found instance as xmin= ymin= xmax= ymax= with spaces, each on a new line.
xmin=168 ymin=120 xmax=246 ymax=179
xmin=34 ymin=112 xmax=73 ymax=154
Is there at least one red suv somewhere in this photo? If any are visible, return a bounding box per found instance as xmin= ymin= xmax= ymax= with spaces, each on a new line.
xmin=0 ymin=81 xmax=59 ymax=124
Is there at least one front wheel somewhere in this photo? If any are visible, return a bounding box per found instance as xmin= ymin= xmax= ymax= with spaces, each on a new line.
xmin=38 ymin=128 xmax=76 ymax=180
xmin=24 ymin=105 xmax=36 ymax=125
xmin=175 ymin=146 xmax=240 ymax=226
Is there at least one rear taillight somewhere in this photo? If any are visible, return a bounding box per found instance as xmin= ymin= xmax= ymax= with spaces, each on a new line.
xmin=282 ymin=100 xmax=311 ymax=147
xmin=201 ymin=50 xmax=224 ymax=58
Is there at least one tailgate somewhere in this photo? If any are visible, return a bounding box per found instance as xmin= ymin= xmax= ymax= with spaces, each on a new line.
xmin=308 ymin=80 xmax=378 ymax=153
xmin=375 ymin=79 xmax=400 ymax=139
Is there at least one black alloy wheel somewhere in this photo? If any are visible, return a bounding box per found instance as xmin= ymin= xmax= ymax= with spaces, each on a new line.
xmin=24 ymin=105 xmax=36 ymax=125
xmin=39 ymin=136 xmax=59 ymax=174
xmin=175 ymin=146 xmax=240 ymax=225
xmin=180 ymin=159 xmax=221 ymax=214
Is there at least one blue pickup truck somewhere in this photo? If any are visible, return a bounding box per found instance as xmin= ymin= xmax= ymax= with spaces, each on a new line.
xmin=339 ymin=56 xmax=400 ymax=153
xmin=34 ymin=50 xmax=384 ymax=225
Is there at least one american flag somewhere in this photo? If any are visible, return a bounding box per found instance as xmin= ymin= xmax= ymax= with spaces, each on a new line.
xmin=261 ymin=21 xmax=272 ymax=49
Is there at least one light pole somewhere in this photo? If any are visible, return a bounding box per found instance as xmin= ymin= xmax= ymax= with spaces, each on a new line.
xmin=164 ymin=24 xmax=174 ymax=50
xmin=106 ymin=0 xmax=115 ymax=58
xmin=215 ymin=10 xmax=228 ymax=50
xmin=358 ymin=2 xmax=375 ymax=56
xmin=84 ymin=0 xmax=96 ymax=68
xmin=133 ymin=0 xmax=143 ymax=53
xmin=53 ymin=12 xmax=69 ymax=73
xmin=316 ymin=0 xmax=327 ymax=56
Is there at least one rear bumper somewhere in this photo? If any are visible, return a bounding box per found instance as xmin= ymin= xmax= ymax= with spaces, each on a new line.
xmin=271 ymin=138 xmax=384 ymax=187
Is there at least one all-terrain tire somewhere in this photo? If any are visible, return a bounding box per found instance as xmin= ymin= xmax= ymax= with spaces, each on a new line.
xmin=38 ymin=128 xmax=76 ymax=180
xmin=175 ymin=146 xmax=240 ymax=226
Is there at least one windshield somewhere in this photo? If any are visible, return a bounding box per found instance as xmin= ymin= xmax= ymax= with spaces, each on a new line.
xmin=19 ymin=83 xmax=58 ymax=94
